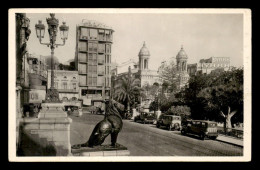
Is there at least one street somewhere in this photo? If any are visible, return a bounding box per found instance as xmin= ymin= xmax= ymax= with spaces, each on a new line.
xmin=70 ymin=113 xmax=243 ymax=156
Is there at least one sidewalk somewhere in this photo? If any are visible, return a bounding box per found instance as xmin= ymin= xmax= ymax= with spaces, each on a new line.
xmin=216 ymin=134 xmax=243 ymax=147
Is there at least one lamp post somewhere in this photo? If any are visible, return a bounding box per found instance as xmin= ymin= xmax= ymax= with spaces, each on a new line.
xmin=35 ymin=13 xmax=69 ymax=103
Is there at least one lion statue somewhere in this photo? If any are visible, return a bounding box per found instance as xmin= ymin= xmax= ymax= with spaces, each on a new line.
xmin=72 ymin=99 xmax=124 ymax=149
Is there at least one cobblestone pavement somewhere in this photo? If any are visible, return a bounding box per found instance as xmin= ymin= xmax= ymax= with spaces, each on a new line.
xmin=70 ymin=113 xmax=243 ymax=156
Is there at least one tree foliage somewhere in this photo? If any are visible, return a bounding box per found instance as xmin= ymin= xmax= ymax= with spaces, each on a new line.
xmin=113 ymin=75 xmax=144 ymax=111
xmin=166 ymin=105 xmax=191 ymax=120
xmin=158 ymin=60 xmax=179 ymax=92
xmin=182 ymin=68 xmax=243 ymax=127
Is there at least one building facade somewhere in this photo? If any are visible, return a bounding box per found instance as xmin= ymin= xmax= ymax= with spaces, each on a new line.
xmin=74 ymin=20 xmax=114 ymax=106
xmin=112 ymin=42 xmax=161 ymax=87
xmin=16 ymin=13 xmax=31 ymax=149
xmin=47 ymin=70 xmax=79 ymax=101
xmin=187 ymin=57 xmax=230 ymax=76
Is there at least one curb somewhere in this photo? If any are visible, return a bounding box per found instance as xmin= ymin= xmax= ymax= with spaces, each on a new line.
xmin=216 ymin=137 xmax=243 ymax=147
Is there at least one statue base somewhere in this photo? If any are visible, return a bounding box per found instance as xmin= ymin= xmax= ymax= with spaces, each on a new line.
xmin=71 ymin=144 xmax=130 ymax=156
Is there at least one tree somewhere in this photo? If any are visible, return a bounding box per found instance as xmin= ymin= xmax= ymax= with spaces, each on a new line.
xmin=166 ymin=105 xmax=191 ymax=120
xmin=158 ymin=60 xmax=179 ymax=93
xmin=113 ymin=75 xmax=144 ymax=112
xmin=197 ymin=68 xmax=243 ymax=129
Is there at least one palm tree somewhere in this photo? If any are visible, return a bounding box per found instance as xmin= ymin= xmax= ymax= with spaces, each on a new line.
xmin=113 ymin=75 xmax=144 ymax=113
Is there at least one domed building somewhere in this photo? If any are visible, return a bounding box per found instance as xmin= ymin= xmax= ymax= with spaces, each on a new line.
xmin=176 ymin=46 xmax=190 ymax=89
xmin=136 ymin=42 xmax=160 ymax=87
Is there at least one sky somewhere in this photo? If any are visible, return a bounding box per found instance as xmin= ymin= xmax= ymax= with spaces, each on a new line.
xmin=26 ymin=13 xmax=243 ymax=69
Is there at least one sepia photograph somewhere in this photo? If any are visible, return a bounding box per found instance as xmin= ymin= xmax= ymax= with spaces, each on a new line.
xmin=8 ymin=8 xmax=251 ymax=162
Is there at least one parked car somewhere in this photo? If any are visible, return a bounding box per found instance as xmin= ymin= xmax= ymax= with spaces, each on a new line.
xmin=156 ymin=115 xmax=182 ymax=131
xmin=181 ymin=120 xmax=218 ymax=140
xmin=134 ymin=112 xmax=155 ymax=124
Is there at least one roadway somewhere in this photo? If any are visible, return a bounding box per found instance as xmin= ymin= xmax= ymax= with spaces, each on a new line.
xmin=70 ymin=113 xmax=243 ymax=156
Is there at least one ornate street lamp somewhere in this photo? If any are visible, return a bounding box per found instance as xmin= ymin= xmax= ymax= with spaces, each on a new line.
xmin=35 ymin=13 xmax=69 ymax=103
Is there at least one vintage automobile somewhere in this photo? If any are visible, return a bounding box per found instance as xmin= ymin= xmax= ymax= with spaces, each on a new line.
xmin=156 ymin=115 xmax=182 ymax=131
xmin=181 ymin=120 xmax=218 ymax=140
xmin=134 ymin=112 xmax=155 ymax=124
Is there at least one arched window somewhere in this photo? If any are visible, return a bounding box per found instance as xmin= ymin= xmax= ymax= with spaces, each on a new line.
xmin=144 ymin=59 xmax=148 ymax=69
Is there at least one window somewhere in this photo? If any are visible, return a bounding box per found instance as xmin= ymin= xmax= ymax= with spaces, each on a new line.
xmin=98 ymin=65 xmax=105 ymax=75
xmin=106 ymin=44 xmax=110 ymax=53
xmin=93 ymin=54 xmax=97 ymax=64
xmin=54 ymin=82 xmax=58 ymax=89
xmin=93 ymin=43 xmax=98 ymax=52
xmin=88 ymin=53 xmax=93 ymax=63
xmin=97 ymin=76 xmax=104 ymax=86
xmin=98 ymin=44 xmax=105 ymax=53
xmin=80 ymin=27 xmax=88 ymax=39
xmin=88 ymin=43 xmax=98 ymax=52
xmin=79 ymin=75 xmax=87 ymax=86
xmin=78 ymin=53 xmax=87 ymax=63
xmin=88 ymin=76 xmax=97 ymax=86
xmin=89 ymin=29 xmax=98 ymax=40
xmin=98 ymin=29 xmax=105 ymax=41
xmin=88 ymin=43 xmax=93 ymax=52
xmin=106 ymin=55 xmax=110 ymax=63
xmin=78 ymin=64 xmax=87 ymax=74
xmin=78 ymin=41 xmax=87 ymax=51
xmin=63 ymin=82 xmax=67 ymax=89
xmin=73 ymin=83 xmax=77 ymax=89
xmin=98 ymin=54 xmax=105 ymax=64
xmin=105 ymin=30 xmax=110 ymax=41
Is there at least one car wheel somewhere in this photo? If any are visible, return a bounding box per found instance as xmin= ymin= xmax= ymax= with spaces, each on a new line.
xmin=200 ymin=133 xmax=205 ymax=140
xmin=210 ymin=136 xmax=217 ymax=140
xmin=181 ymin=130 xmax=186 ymax=135
xmin=156 ymin=123 xmax=160 ymax=128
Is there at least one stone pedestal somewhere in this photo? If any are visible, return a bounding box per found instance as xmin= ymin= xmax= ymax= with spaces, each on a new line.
xmin=71 ymin=144 xmax=130 ymax=156
xmin=17 ymin=103 xmax=72 ymax=156
xmin=38 ymin=103 xmax=67 ymax=118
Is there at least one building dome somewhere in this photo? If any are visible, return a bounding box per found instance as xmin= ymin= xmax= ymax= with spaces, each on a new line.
xmin=138 ymin=41 xmax=150 ymax=57
xmin=176 ymin=46 xmax=188 ymax=59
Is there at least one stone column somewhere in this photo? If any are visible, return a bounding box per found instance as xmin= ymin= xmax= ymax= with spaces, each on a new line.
xmin=18 ymin=103 xmax=72 ymax=156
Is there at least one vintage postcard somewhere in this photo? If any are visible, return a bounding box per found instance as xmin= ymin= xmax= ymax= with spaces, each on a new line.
xmin=8 ymin=8 xmax=251 ymax=162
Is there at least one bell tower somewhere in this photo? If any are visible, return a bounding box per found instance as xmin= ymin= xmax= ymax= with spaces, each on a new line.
xmin=138 ymin=41 xmax=150 ymax=70
xmin=176 ymin=45 xmax=189 ymax=89
xmin=176 ymin=45 xmax=188 ymax=73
